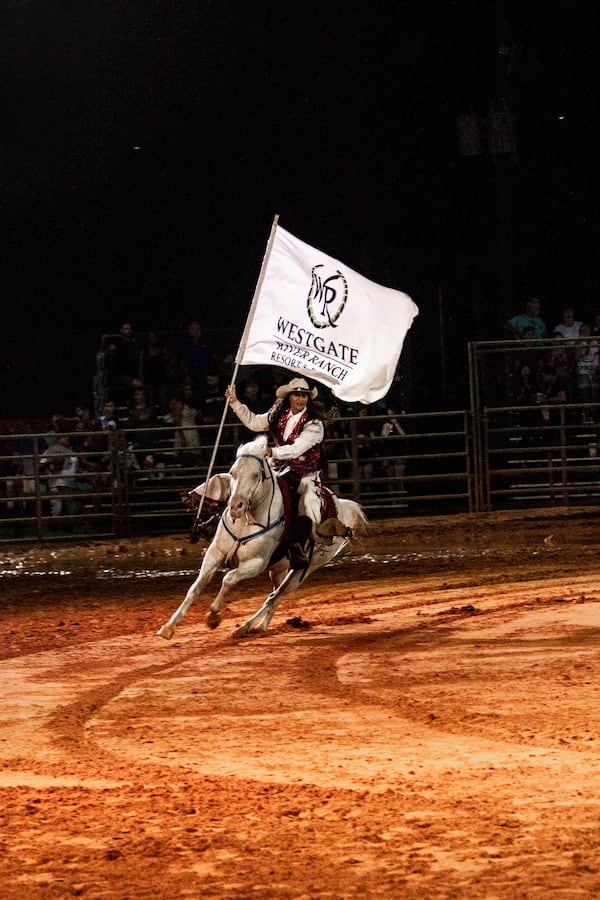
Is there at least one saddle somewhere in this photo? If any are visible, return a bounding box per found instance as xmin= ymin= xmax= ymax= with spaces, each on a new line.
xmin=277 ymin=476 xmax=348 ymax=546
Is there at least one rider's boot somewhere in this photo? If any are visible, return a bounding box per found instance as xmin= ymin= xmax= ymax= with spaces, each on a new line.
xmin=289 ymin=515 xmax=313 ymax=568
xmin=316 ymin=517 xmax=353 ymax=540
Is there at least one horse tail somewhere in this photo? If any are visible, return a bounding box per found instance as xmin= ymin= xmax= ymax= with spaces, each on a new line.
xmin=336 ymin=498 xmax=369 ymax=535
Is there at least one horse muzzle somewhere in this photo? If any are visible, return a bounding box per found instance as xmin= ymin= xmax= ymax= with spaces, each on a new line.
xmin=227 ymin=496 xmax=247 ymax=521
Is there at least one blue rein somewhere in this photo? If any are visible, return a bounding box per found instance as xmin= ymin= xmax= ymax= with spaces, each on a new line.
xmin=235 ymin=452 xmax=265 ymax=464
xmin=221 ymin=510 xmax=285 ymax=545
xmin=223 ymin=448 xmax=284 ymax=546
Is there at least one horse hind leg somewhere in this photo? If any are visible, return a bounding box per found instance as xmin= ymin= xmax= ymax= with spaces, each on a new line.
xmin=231 ymin=538 xmax=345 ymax=639
xmin=232 ymin=567 xmax=301 ymax=638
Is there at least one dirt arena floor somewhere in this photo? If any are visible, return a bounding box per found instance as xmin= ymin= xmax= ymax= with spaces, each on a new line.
xmin=2 ymin=507 xmax=600 ymax=898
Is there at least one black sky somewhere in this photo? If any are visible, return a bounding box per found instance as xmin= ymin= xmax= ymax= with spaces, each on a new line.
xmin=1 ymin=0 xmax=598 ymax=415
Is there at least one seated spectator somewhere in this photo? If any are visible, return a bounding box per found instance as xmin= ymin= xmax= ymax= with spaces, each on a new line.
xmin=106 ymin=322 xmax=142 ymax=406
xmin=74 ymin=403 xmax=94 ymax=430
xmin=356 ymin=406 xmax=378 ymax=489
xmin=128 ymin=386 xmax=157 ymax=428
xmin=575 ymin=324 xmax=600 ymax=422
xmin=538 ymin=365 xmax=569 ymax=441
xmin=97 ymin=400 xmax=118 ymax=432
xmin=238 ymin=377 xmax=266 ymax=412
xmin=41 ymin=413 xmax=66 ymax=450
xmin=200 ymin=373 xmax=228 ymax=463
xmin=179 ymin=320 xmax=216 ymax=386
xmin=72 ymin=403 xmax=94 ymax=451
xmin=139 ymin=331 xmax=171 ymax=415
xmin=40 ymin=433 xmax=81 ymax=519
xmin=173 ymin=379 xmax=202 ymax=464
xmin=379 ymin=405 xmax=407 ymax=493
xmin=553 ymin=307 xmax=583 ymax=340
xmin=200 ymin=373 xmax=226 ymax=425
xmin=229 ymin=377 xmax=267 ymax=443
xmin=255 ymin=366 xmax=289 ymax=410
xmin=505 ymin=297 xmax=548 ymax=339
xmin=546 ymin=339 xmax=576 ymax=403
xmin=514 ymin=364 xmax=537 ymax=405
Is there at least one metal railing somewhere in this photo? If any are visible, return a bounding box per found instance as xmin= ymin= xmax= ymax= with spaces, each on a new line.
xmin=469 ymin=337 xmax=600 ymax=511
xmin=481 ymin=404 xmax=600 ymax=510
xmin=3 ymin=397 xmax=599 ymax=544
xmin=0 ymin=411 xmax=473 ymax=543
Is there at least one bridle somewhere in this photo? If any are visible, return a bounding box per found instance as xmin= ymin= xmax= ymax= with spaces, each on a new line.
xmin=222 ymin=451 xmax=284 ymax=546
xmin=233 ymin=451 xmax=271 ymax=512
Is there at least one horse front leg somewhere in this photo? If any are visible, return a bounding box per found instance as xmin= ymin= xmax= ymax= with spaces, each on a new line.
xmin=157 ymin=549 xmax=222 ymax=640
xmin=206 ymin=555 xmax=267 ymax=629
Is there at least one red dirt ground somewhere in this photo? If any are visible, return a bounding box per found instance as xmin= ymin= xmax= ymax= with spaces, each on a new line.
xmin=1 ymin=508 xmax=600 ymax=898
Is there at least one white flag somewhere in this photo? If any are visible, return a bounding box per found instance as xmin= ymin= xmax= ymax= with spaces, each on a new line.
xmin=237 ymin=225 xmax=418 ymax=404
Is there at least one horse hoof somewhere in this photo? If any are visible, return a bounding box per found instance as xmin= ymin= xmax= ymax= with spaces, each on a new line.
xmin=232 ymin=622 xmax=266 ymax=639
xmin=206 ymin=610 xmax=221 ymax=629
xmin=157 ymin=623 xmax=175 ymax=640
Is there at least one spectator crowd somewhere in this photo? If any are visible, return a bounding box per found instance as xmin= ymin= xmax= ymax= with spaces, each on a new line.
xmin=3 ymin=299 xmax=600 ymax=529
xmin=0 ymin=319 xmax=410 ymax=525
xmin=505 ymin=298 xmax=600 ymax=424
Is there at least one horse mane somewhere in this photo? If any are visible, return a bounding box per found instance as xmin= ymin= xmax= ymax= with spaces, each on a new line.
xmin=237 ymin=434 xmax=268 ymax=458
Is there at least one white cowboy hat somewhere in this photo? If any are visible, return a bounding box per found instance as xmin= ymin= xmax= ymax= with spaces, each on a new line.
xmin=275 ymin=376 xmax=318 ymax=400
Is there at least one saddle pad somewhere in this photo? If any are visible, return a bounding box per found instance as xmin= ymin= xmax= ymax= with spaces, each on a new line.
xmin=277 ymin=475 xmax=337 ymax=534
xmin=320 ymin=485 xmax=337 ymax=521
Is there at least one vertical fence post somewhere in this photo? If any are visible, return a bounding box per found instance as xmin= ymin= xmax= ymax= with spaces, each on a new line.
xmin=468 ymin=341 xmax=484 ymax=512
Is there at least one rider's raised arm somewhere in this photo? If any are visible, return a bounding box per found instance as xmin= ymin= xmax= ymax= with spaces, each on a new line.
xmin=228 ymin=396 xmax=271 ymax=433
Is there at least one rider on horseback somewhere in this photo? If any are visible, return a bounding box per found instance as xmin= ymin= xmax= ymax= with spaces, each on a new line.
xmin=224 ymin=376 xmax=333 ymax=568
xmin=185 ymin=375 xmax=348 ymax=565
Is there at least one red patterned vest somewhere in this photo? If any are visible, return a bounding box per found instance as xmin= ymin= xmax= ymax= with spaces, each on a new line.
xmin=273 ymin=409 xmax=322 ymax=478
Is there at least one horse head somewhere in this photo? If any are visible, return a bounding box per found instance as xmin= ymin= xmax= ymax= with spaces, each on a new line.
xmin=227 ymin=435 xmax=269 ymax=521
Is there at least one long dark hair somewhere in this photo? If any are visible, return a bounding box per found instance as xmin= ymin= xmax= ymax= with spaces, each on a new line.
xmin=267 ymin=395 xmax=336 ymax=475
xmin=267 ymin=395 xmax=328 ymax=430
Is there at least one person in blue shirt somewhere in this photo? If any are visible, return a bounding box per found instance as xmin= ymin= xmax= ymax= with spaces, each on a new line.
xmin=505 ymin=296 xmax=548 ymax=339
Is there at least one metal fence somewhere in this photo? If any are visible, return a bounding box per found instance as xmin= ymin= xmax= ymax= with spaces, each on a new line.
xmin=0 ymin=411 xmax=473 ymax=543
xmin=3 ymin=336 xmax=600 ymax=543
xmin=480 ymin=404 xmax=600 ymax=510
xmin=469 ymin=338 xmax=600 ymax=511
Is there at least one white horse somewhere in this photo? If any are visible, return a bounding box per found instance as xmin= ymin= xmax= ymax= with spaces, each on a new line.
xmin=157 ymin=434 xmax=367 ymax=639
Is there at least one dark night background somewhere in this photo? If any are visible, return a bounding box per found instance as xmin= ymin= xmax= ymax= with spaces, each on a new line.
xmin=1 ymin=0 xmax=598 ymax=419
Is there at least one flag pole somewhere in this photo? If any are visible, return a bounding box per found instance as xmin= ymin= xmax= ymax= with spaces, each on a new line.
xmin=234 ymin=212 xmax=280 ymax=370
xmin=190 ymin=214 xmax=280 ymax=537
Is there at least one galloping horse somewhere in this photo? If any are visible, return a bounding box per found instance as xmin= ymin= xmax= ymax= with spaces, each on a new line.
xmin=157 ymin=435 xmax=367 ymax=639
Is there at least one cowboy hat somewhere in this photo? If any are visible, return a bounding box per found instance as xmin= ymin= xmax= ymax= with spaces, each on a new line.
xmin=275 ymin=376 xmax=318 ymax=400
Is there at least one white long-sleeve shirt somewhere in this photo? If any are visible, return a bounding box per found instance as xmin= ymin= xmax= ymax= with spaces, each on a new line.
xmin=230 ymin=400 xmax=324 ymax=462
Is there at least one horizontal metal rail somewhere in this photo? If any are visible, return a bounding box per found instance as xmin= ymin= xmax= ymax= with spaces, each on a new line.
xmin=481 ymin=401 xmax=600 ymax=509
xmin=0 ymin=411 xmax=473 ymax=543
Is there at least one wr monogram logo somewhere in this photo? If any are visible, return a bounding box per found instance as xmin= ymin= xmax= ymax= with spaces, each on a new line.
xmin=306 ymin=265 xmax=348 ymax=329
